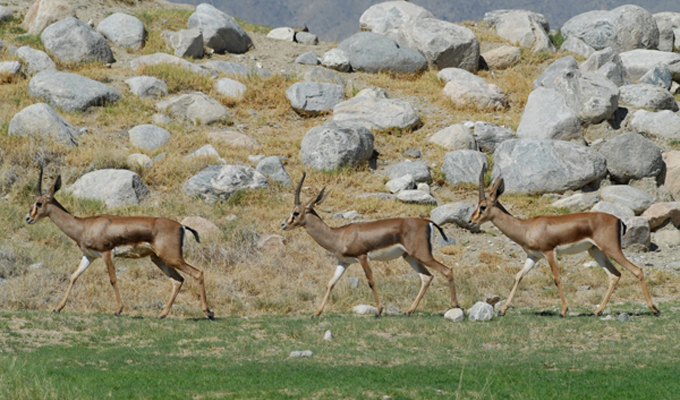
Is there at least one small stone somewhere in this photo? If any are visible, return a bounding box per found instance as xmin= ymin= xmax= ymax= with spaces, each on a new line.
xmin=577 ymin=285 xmax=591 ymax=291
xmin=353 ymin=304 xmax=378 ymax=315
xmin=289 ymin=350 xmax=313 ymax=358
xmin=323 ymin=330 xmax=334 ymax=341
xmin=126 ymin=153 xmax=154 ymax=169
xmin=618 ymin=312 xmax=631 ymax=322
xmin=467 ymin=301 xmax=494 ymax=321
xmin=444 ymin=308 xmax=465 ymax=322
xmin=343 ymin=210 xmax=361 ymax=220
xmin=600 ymin=315 xmax=614 ymax=321
xmin=404 ymin=148 xmax=421 ymax=158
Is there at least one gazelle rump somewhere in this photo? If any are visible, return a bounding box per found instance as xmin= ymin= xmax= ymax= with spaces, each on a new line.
xmin=469 ymin=167 xmax=659 ymax=317
xmin=25 ymin=167 xmax=214 ymax=319
xmin=281 ymin=172 xmax=459 ymax=318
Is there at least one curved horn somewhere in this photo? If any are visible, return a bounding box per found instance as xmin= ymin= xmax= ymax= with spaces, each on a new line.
xmin=36 ymin=165 xmax=43 ymax=196
xmin=478 ymin=164 xmax=487 ymax=201
xmin=294 ymin=172 xmax=306 ymax=206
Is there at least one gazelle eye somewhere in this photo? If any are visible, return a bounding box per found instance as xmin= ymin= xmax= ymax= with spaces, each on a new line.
xmin=480 ymin=206 xmax=486 ymax=211
xmin=36 ymin=202 xmax=42 ymax=207
xmin=293 ymin=211 xmax=300 ymax=217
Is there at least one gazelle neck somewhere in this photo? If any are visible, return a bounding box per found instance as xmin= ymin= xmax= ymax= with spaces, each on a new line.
xmin=303 ymin=211 xmax=342 ymax=254
xmin=488 ymin=203 xmax=532 ymax=247
xmin=46 ymin=201 xmax=85 ymax=244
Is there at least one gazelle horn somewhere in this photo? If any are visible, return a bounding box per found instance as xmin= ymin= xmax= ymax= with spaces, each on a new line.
xmin=295 ymin=172 xmax=306 ymax=206
xmin=478 ymin=165 xmax=487 ymax=201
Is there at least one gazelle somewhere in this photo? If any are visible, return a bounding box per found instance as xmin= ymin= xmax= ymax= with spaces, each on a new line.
xmin=281 ymin=172 xmax=459 ymax=318
xmin=25 ymin=167 xmax=214 ymax=319
xmin=469 ymin=167 xmax=659 ymax=317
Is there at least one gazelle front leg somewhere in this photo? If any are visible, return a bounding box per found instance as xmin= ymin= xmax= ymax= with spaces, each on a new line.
xmin=313 ymin=261 xmax=348 ymax=318
xmin=545 ymin=250 xmax=568 ymax=317
xmin=358 ymin=255 xmax=383 ymax=317
xmin=499 ymin=254 xmax=539 ymax=316
xmin=54 ymin=255 xmax=95 ymax=313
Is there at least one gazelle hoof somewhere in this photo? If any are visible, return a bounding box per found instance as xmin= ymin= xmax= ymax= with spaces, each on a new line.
xmin=206 ymin=309 xmax=215 ymax=320
xmin=653 ymin=306 xmax=661 ymax=317
xmin=114 ymin=312 xmax=120 ymax=318
xmin=497 ymin=310 xmax=505 ymax=317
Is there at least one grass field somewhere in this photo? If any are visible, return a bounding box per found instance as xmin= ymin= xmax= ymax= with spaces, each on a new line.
xmin=1 ymin=307 xmax=678 ymax=400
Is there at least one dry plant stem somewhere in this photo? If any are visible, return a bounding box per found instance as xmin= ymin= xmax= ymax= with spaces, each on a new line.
xmin=26 ymin=167 xmax=214 ymax=319
xmin=469 ymin=167 xmax=659 ymax=318
xmin=281 ymin=173 xmax=459 ymax=318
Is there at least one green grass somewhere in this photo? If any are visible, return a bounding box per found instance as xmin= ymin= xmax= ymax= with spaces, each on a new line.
xmin=0 ymin=307 xmax=678 ymax=399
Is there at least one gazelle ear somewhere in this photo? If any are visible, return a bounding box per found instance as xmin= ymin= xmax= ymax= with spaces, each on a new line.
xmin=48 ymin=175 xmax=62 ymax=198
xmin=306 ymin=187 xmax=328 ymax=210
xmin=491 ymin=178 xmax=504 ymax=201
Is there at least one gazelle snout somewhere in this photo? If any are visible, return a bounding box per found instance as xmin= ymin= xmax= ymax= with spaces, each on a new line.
xmin=25 ymin=213 xmax=34 ymax=224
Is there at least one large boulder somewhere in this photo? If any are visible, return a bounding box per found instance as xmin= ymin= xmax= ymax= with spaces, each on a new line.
xmin=618 ymin=49 xmax=680 ymax=81
xmin=125 ymin=76 xmax=168 ymax=99
xmin=16 ymin=46 xmax=55 ymax=75
xmin=41 ymin=17 xmax=114 ymax=64
xmin=336 ymin=32 xmax=427 ymax=74
xmin=23 ymin=0 xmax=75 ymax=35
xmin=600 ymin=185 xmax=654 ymax=215
xmin=551 ymin=69 xmax=619 ymax=125
xmin=130 ymin=53 xmax=212 ymax=76
xmin=484 ymin=9 xmax=555 ymax=53
xmin=492 ymin=139 xmax=606 ymax=194
xmin=591 ymin=201 xmax=635 ymax=222
xmin=162 ymin=29 xmax=204 ymax=59
xmin=184 ymin=165 xmax=268 ymax=202
xmin=619 ymin=84 xmax=679 ymax=112
xmin=300 ymin=121 xmax=374 ymax=171
xmin=28 ymin=70 xmax=120 ymax=112
xmin=215 ymin=78 xmax=246 ymax=100
xmin=96 ymin=12 xmax=146 ymax=50
xmin=359 ymin=1 xmax=434 ymax=39
xmin=561 ymin=5 xmax=659 ymax=53
xmin=473 ymin=121 xmax=514 ymax=153
xmin=516 ymin=88 xmax=583 ymax=142
xmin=439 ymin=68 xmax=508 ymax=110
xmin=653 ymin=12 xmax=680 ymax=51
xmin=598 ymin=132 xmax=664 ymax=183
xmin=187 ymin=3 xmax=252 ymax=54
xmin=396 ymin=18 xmax=479 ymax=71
xmin=304 ymin=67 xmax=345 ymax=86
xmin=0 ymin=61 xmax=21 ymax=76
xmin=639 ymin=62 xmax=672 ymax=90
xmin=0 ymin=6 xmax=12 ymax=23
xmin=468 ymin=301 xmax=494 ymax=322
xmin=320 ymin=48 xmax=350 ymax=72
xmin=428 ymin=125 xmax=476 ymax=151
xmin=560 ymin=36 xmax=595 ymax=58
xmin=664 ymin=151 xmax=680 ymax=200
xmin=441 ymin=150 xmax=488 ymax=186
xmin=580 ymin=47 xmax=629 ymax=87
xmin=67 ymin=169 xmax=149 ymax=207
xmin=621 ymin=216 xmax=651 ymax=249
xmin=642 ymin=201 xmax=680 ymax=230
xmin=128 ymin=124 xmax=171 ymax=151
xmin=385 ymin=161 xmax=431 ymax=183
xmin=8 ymin=103 xmax=79 ymax=146
xmin=155 ymin=92 xmax=228 ymax=125
xmin=332 ymin=95 xmax=419 ymax=130
xmin=481 ymin=45 xmax=521 ymax=70
xmin=630 ymin=110 xmax=680 ymax=140
xmin=431 ymin=202 xmax=479 ymax=232
xmin=532 ymin=56 xmax=578 ymax=89
xmin=203 ymin=60 xmax=270 ymax=77
xmin=285 ymin=82 xmax=345 ymax=115
xmin=256 ymin=156 xmax=291 ymax=187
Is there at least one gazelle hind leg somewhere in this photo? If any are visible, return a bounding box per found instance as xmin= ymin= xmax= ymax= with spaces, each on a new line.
xmin=402 ymin=255 xmax=433 ymax=316
xmin=314 ymin=262 xmax=348 ymax=318
xmin=420 ymin=258 xmax=458 ymax=309
xmin=160 ymin=257 xmax=214 ymax=319
xmin=499 ymin=255 xmax=540 ymax=316
xmin=601 ymin=246 xmax=659 ymax=316
xmin=545 ymin=251 xmax=569 ymax=317
xmin=358 ymin=255 xmax=383 ymax=317
xmin=102 ymin=251 xmax=123 ymax=316
xmin=587 ymin=247 xmax=621 ymax=316
xmin=54 ymin=255 xmax=95 ymax=313
xmin=150 ymin=255 xmax=185 ymax=319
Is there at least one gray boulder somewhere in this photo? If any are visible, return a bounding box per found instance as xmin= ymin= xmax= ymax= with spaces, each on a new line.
xmin=630 ymin=110 xmax=680 ymax=140
xmin=359 ymin=1 xmax=434 ymax=39
xmin=440 ymin=68 xmax=507 ymax=110
xmin=396 ymin=18 xmax=479 ymax=71
xmin=484 ymin=9 xmax=555 ymax=53
xmin=598 ymin=132 xmax=664 ymax=183
xmin=300 ymin=120 xmax=374 ymax=171
xmin=215 ymin=78 xmax=246 ymax=99
xmin=185 ymin=144 xmax=224 ymax=163
xmin=67 ymin=169 xmax=149 ymax=207
xmin=337 ymin=32 xmax=427 ymax=74
xmin=385 ymin=161 xmax=431 ymax=183
xmin=0 ymin=6 xmax=12 ymax=23
xmin=41 ymin=17 xmax=114 ymax=64
xmin=16 ymin=46 xmax=55 ymax=75
xmin=468 ymin=301 xmax=494 ymax=321
xmin=296 ymin=51 xmax=319 ymax=65
xmin=0 ymin=61 xmax=21 ymax=76
xmin=551 ymin=193 xmax=598 ymax=212
xmin=441 ymin=150 xmax=488 ymax=186
xmin=163 ymin=28 xmax=204 ymax=59
xmin=428 ymin=125 xmax=476 ymax=151
xmin=621 ymin=216 xmax=651 ymax=249
xmin=304 ymin=67 xmax=345 ymax=86
xmin=203 ymin=60 xmax=271 ymax=77
xmin=128 ymin=124 xmax=171 ymax=151
xmin=187 ymin=3 xmax=252 ymax=54
xmin=396 ymin=190 xmax=437 ymax=205
xmin=580 ymin=47 xmax=625 ymax=74
xmin=639 ymin=62 xmax=672 ymax=90
xmin=532 ymin=56 xmax=578 ymax=89
xmin=22 ymin=0 xmax=75 ymax=35
xmin=295 ymin=32 xmax=319 ymax=45
xmin=184 ymin=165 xmax=268 ymax=202
xmin=618 ymin=49 xmax=680 ymax=81
xmin=492 ymin=139 xmax=606 ymax=194
xmin=8 ymin=103 xmax=79 ymax=146
xmin=155 ymin=92 xmax=228 ymax=125
xmin=654 ymin=12 xmax=680 ymax=51
xmin=619 ymin=84 xmax=679 ymax=112
xmin=385 ymin=174 xmax=415 ymax=193
xmin=600 ymin=185 xmax=654 ymax=215
xmin=444 ymin=308 xmax=465 ymax=322
xmin=516 ymin=88 xmax=583 ymax=142
xmin=481 ymin=45 xmax=521 ymax=70
xmin=473 ymin=121 xmax=514 ymax=153
xmin=96 ymin=12 xmax=146 ymax=50
xmin=321 ymin=48 xmax=350 ymax=72
xmin=256 ymin=156 xmax=292 ymax=187
xmin=431 ymin=202 xmax=479 ymax=232
xmin=332 ymin=95 xmax=419 ymax=130
xmin=125 ymin=76 xmax=168 ymax=99
xmin=286 ymin=82 xmax=345 ymax=115
xmin=597 ymin=61 xmax=628 ymax=87
xmin=267 ymin=27 xmax=295 ymax=42
xmin=560 ymin=36 xmax=595 ymax=58
xmin=29 ymin=70 xmax=120 ymax=112
xmin=561 ymin=5 xmax=659 ymax=53
xmin=130 ymin=53 xmax=212 ymax=76
xmin=591 ymin=201 xmax=635 ymax=222
xmin=551 ymin=69 xmax=619 ymax=125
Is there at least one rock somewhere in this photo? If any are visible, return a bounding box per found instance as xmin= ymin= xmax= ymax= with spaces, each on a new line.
xmin=125 ymin=76 xmax=168 ymax=99
xmin=597 ymin=61 xmax=628 ymax=87
xmin=561 ymin=5 xmax=659 ymax=53
xmin=600 ymin=185 xmax=654 ymax=215
xmin=353 ymin=304 xmax=378 ymax=315
xmin=481 ymin=45 xmax=521 ymax=70
xmin=286 ymin=82 xmax=344 ymax=115
xmin=323 ymin=330 xmax=334 ymax=341
xmin=304 ymin=68 xmax=345 ymax=88
xmin=41 ymin=17 xmax=114 ymax=64
xmin=295 ymin=51 xmax=318 ymax=65
xmin=580 ymin=47 xmax=629 ymax=86
xmin=332 ymin=95 xmax=419 ymax=130
xmin=439 ymin=68 xmax=507 ymax=110
xmin=467 ymin=301 xmax=494 ymax=321
xmin=96 ymin=12 xmax=146 ymax=50
xmin=598 ymin=132 xmax=664 ymax=183
xmin=662 ymin=151 xmax=680 ymax=200
xmin=532 ymin=56 xmax=578 ymax=89
xmin=8 ymin=103 xmax=79 ymax=146
xmin=359 ymin=1 xmax=434 ymax=39
xmin=618 ymin=312 xmax=631 ymax=322
xmin=67 ymin=169 xmax=149 ymax=207
xmin=337 ymin=32 xmax=427 ymax=74
xmin=484 ymin=9 xmax=555 ymax=53
xmin=256 ymin=156 xmax=291 ymax=187
xmin=320 ymin=48 xmax=350 ymax=72
xmin=560 ymin=36 xmax=595 ymax=57
xmin=267 ymin=27 xmax=295 ymax=42
xmin=128 ymin=124 xmax=170 ymax=151
xmin=516 ymin=88 xmax=582 ymax=142
xmin=492 ymin=139 xmax=606 ymax=194
xmin=185 ymin=145 xmax=224 ymax=163
xmin=653 ymin=12 xmax=680 ymax=51
xmin=187 ymin=3 xmax=252 ymax=54
xmin=300 ymin=120 xmax=374 ymax=171
xmin=431 ymin=202 xmax=478 ymax=232
xmin=618 ymin=49 xmax=680 ymax=81
xmin=473 ymin=122 xmax=514 ymax=153
xmin=385 ymin=161 xmax=431 ymax=183
xmin=630 ymin=110 xmax=680 ymax=140
xmin=428 ymin=125 xmax=476 ymax=151
xmin=28 ymin=70 xmax=120 ymax=112
xmin=155 ymin=92 xmax=227 ymax=125
xmin=184 ymin=165 xmax=268 ymax=202
xmin=257 ymin=234 xmax=286 ymax=252
xmin=396 ymin=190 xmax=436 ymax=205
xmin=163 ymin=28 xmax=203 ymax=59
xmin=416 ymin=182 xmax=430 ymax=194
xmin=0 ymin=6 xmax=12 ymax=23
xmin=346 ymin=277 xmax=360 ymax=288
xmin=23 ymin=0 xmax=75 ymax=35
xmin=591 ymin=201 xmax=635 ymax=222
xmin=126 ymin=153 xmax=153 ymax=169
xmin=16 ymin=46 xmax=55 ymax=75
xmin=355 ymin=87 xmax=389 ymax=98
xmin=207 ymin=130 xmax=259 ymax=149
xmin=642 ymin=202 xmax=680 ymax=230
xmin=343 ymin=211 xmax=362 ymax=220
xmin=620 ymin=216 xmax=651 ymax=249
xmin=652 ymin=229 xmax=680 ymax=248
xmin=295 ymin=32 xmax=319 ymax=45
xmin=0 ymin=61 xmax=21 ymax=76
xmin=130 ymin=53 xmax=211 ymax=76
xmin=385 ymin=174 xmax=415 ymax=193
xmin=441 ymin=150 xmax=487 ymax=186
xmin=180 ymin=216 xmax=220 ymax=237
xmin=444 ymin=308 xmax=465 ymax=322
xmin=396 ymin=18 xmax=479 ymax=71
xmin=215 ymin=78 xmax=246 ymax=100
xmin=639 ymin=62 xmax=672 ymax=90
xmin=551 ymin=193 xmax=598 ymax=212
xmin=289 ymin=350 xmax=313 ymax=358
xmin=203 ymin=60 xmax=270 ymax=77
xmin=551 ymin=69 xmax=620 ymax=125
xmin=404 ymin=148 xmax=421 ymax=158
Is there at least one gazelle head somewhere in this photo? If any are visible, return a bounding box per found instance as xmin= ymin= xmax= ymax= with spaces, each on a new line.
xmin=26 ymin=166 xmax=61 ymax=225
xmin=469 ymin=166 xmax=504 ymax=226
xmin=281 ymin=172 xmax=329 ymax=231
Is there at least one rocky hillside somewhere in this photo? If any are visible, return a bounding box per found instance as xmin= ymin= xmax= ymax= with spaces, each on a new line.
xmin=0 ymin=0 xmax=679 ymax=319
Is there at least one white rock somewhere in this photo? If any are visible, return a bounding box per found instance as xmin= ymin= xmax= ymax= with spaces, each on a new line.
xmin=444 ymin=308 xmax=465 ymax=322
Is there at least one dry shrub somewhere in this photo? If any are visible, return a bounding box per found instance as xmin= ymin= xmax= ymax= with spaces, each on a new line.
xmin=478 ymin=251 xmax=504 ymax=266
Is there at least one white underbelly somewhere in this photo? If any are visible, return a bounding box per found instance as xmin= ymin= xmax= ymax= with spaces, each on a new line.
xmin=368 ymin=244 xmax=407 ymax=261
xmin=555 ymin=239 xmax=596 ymax=256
